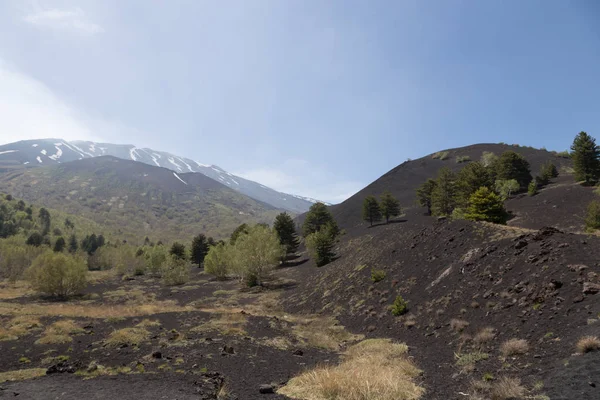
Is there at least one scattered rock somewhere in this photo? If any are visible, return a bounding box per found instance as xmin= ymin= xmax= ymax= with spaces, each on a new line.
xmin=515 ymin=240 xmax=528 ymax=249
xmin=583 ymin=282 xmax=600 ymax=294
xmin=46 ymin=362 xmax=75 ymax=375
xmin=222 ymin=346 xmax=234 ymax=355
xmin=367 ymin=325 xmax=376 ymax=332
xmin=573 ymin=295 xmax=585 ymax=303
xmin=152 ymin=351 xmax=162 ymax=359
xmin=292 ymin=349 xmax=304 ymax=356
xmin=259 ymin=384 xmax=275 ymax=394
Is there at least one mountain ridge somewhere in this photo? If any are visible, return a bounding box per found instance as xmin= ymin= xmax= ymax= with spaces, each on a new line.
xmin=0 ymin=138 xmax=327 ymax=212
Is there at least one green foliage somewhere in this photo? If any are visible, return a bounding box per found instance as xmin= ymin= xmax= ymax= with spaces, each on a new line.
xmin=432 ymin=151 xmax=449 ymax=160
xmin=305 ymin=224 xmax=337 ymax=267
xmin=362 ymin=195 xmax=382 ymax=226
xmin=38 ymin=208 xmax=51 ymax=236
xmin=431 ymin=167 xmax=457 ymax=216
xmin=0 ymin=238 xmax=45 ymax=283
xmin=234 ymin=225 xmax=283 ymax=286
xmin=585 ymin=200 xmax=600 ymax=230
xmin=480 ymin=151 xmax=498 ymax=167
xmin=455 ymin=162 xmax=492 ymax=207
xmin=53 ymin=237 xmax=66 ymax=252
xmin=465 ymin=187 xmax=508 ymax=224
xmin=556 ymin=150 xmax=571 ymax=158
xmin=68 ymin=234 xmax=78 ymax=253
xmin=527 ymin=180 xmax=538 ymax=196
xmin=204 ymin=242 xmax=230 ymax=280
xmin=571 ymin=131 xmax=600 ymax=184
xmin=190 ymin=233 xmax=211 ymax=266
xmin=273 ymin=212 xmax=300 ymax=255
xmin=537 ymin=161 xmax=559 ymax=186
xmin=81 ymin=234 xmax=102 ymax=255
xmin=230 ymin=223 xmax=249 ymax=245
xmin=456 ymin=155 xmax=471 ymax=163
xmin=302 ymin=202 xmax=339 ymax=238
xmin=371 ymin=268 xmax=386 ymax=283
xmin=494 ymin=179 xmax=520 ymax=200
xmin=161 ymin=255 xmax=190 ymax=286
xmin=416 ymin=179 xmax=437 ymax=215
xmin=379 ymin=191 xmax=401 ymax=223
xmin=169 ymin=242 xmax=186 ymax=260
xmin=26 ymin=251 xmax=87 ymax=298
xmin=144 ymin=245 xmax=169 ymax=276
xmin=390 ymin=295 xmax=409 ymax=316
xmin=493 ymin=151 xmax=532 ymax=189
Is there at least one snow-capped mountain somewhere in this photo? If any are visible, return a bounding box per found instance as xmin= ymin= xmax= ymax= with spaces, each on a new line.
xmin=0 ymin=139 xmax=327 ymax=213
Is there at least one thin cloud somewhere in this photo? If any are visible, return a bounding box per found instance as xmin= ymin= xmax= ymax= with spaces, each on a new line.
xmin=23 ymin=7 xmax=103 ymax=35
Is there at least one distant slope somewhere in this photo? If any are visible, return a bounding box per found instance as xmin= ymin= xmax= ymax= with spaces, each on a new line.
xmin=327 ymin=143 xmax=573 ymax=230
xmin=0 ymin=139 xmax=323 ymax=213
xmin=0 ymin=156 xmax=279 ymax=243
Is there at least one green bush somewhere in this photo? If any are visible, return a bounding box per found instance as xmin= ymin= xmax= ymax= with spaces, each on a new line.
xmin=144 ymin=245 xmax=169 ymax=276
xmin=585 ymin=200 xmax=600 ymax=230
xmin=456 ymin=155 xmax=471 ymax=163
xmin=438 ymin=151 xmax=450 ymax=160
xmin=161 ymin=255 xmax=190 ymax=286
xmin=204 ymin=243 xmax=230 ymax=280
xmin=390 ymin=295 xmax=409 ymax=316
xmin=371 ymin=268 xmax=386 ymax=283
xmin=527 ymin=181 xmax=537 ymax=196
xmin=306 ymin=225 xmax=337 ymax=267
xmin=26 ymin=251 xmax=87 ymax=298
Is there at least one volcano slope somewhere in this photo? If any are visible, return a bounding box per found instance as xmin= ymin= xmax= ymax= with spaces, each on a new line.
xmin=283 ymin=172 xmax=600 ymax=399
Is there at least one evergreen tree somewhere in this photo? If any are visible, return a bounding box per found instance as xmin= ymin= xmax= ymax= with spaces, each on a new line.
xmin=170 ymin=242 xmax=187 ymax=260
xmin=68 ymin=234 xmax=78 ymax=253
xmin=97 ymin=234 xmax=105 ymax=248
xmin=455 ymin=161 xmax=492 ymax=207
xmin=81 ymin=234 xmax=99 ymax=255
xmin=273 ymin=212 xmax=300 ymax=255
xmin=230 ymin=223 xmax=249 ymax=245
xmin=38 ymin=208 xmax=51 ymax=236
xmin=53 ymin=236 xmax=66 ymax=252
xmin=431 ymin=167 xmax=457 ymax=216
xmin=302 ymin=202 xmax=339 ymax=238
xmin=493 ymin=151 xmax=532 ymax=189
xmin=26 ymin=232 xmax=44 ymax=247
xmin=64 ymin=218 xmax=74 ymax=230
xmin=362 ymin=195 xmax=382 ymax=226
xmin=305 ymin=224 xmax=337 ymax=267
xmin=570 ymin=131 xmax=600 ymax=184
xmin=416 ymin=179 xmax=437 ymax=215
xmin=191 ymin=233 xmax=210 ymax=266
xmin=380 ymin=191 xmax=401 ymax=223
xmin=465 ymin=187 xmax=508 ymax=224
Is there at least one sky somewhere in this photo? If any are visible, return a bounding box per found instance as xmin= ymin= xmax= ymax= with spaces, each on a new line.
xmin=1 ymin=1 xmax=600 ymax=203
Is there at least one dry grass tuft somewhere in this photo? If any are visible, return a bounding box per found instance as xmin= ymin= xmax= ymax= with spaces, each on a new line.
xmin=576 ymin=336 xmax=600 ymax=354
xmin=0 ymin=315 xmax=42 ymax=341
xmin=278 ymin=339 xmax=424 ymax=400
xmin=105 ymin=327 xmax=150 ymax=347
xmin=0 ymin=281 xmax=35 ymax=300
xmin=191 ymin=312 xmax=248 ymax=336
xmin=500 ymin=338 xmax=529 ymax=357
xmin=450 ymin=319 xmax=469 ymax=333
xmin=490 ymin=377 xmax=526 ymax=400
xmin=474 ymin=327 xmax=495 ymax=346
xmin=35 ymin=319 xmax=83 ymax=345
xmin=0 ymin=368 xmax=47 ymax=383
xmin=290 ymin=316 xmax=364 ymax=351
xmin=136 ymin=319 xmax=161 ymax=328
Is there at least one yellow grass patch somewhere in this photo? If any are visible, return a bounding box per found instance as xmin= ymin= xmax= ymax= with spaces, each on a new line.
xmin=0 ymin=300 xmax=191 ymax=319
xmin=105 ymin=327 xmax=150 ymax=347
xmin=290 ymin=316 xmax=363 ymax=351
xmin=500 ymin=338 xmax=529 ymax=357
xmin=0 ymin=368 xmax=47 ymax=383
xmin=278 ymin=339 xmax=424 ymax=400
xmin=136 ymin=319 xmax=161 ymax=328
xmin=0 ymin=280 xmax=35 ymax=300
xmin=191 ymin=312 xmax=248 ymax=336
xmin=35 ymin=319 xmax=84 ymax=345
xmin=576 ymin=335 xmax=600 ymax=354
xmin=0 ymin=315 xmax=43 ymax=341
xmin=86 ymin=270 xmax=116 ymax=285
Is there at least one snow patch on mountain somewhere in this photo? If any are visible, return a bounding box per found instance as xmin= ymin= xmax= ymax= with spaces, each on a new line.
xmin=36 ymin=156 xmax=42 ymax=163
xmin=0 ymin=150 xmax=18 ymax=155
xmin=40 ymin=149 xmax=47 ymax=155
xmin=48 ymin=146 xmax=63 ymax=161
xmin=168 ymin=157 xmax=183 ymax=172
xmin=173 ymin=172 xmax=188 ymax=185
xmin=129 ymin=147 xmax=140 ymax=162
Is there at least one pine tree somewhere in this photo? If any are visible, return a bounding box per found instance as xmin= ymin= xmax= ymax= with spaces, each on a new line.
xmin=380 ymin=191 xmax=401 ymax=223
xmin=416 ymin=179 xmax=436 ymax=215
xmin=170 ymin=242 xmax=187 ymax=260
xmin=68 ymin=234 xmax=78 ymax=253
xmin=302 ymin=202 xmax=339 ymax=238
xmin=465 ymin=187 xmax=508 ymax=224
xmin=191 ymin=233 xmax=210 ymax=266
xmin=570 ymin=131 xmax=600 ymax=184
xmin=38 ymin=208 xmax=51 ymax=236
xmin=26 ymin=232 xmax=43 ymax=247
xmin=273 ymin=212 xmax=300 ymax=255
xmin=455 ymin=161 xmax=492 ymax=207
xmin=230 ymin=223 xmax=249 ymax=245
xmin=431 ymin=167 xmax=457 ymax=216
xmin=53 ymin=237 xmax=66 ymax=252
xmin=362 ymin=196 xmax=382 ymax=226
xmin=493 ymin=151 xmax=532 ymax=189
xmin=305 ymin=224 xmax=337 ymax=267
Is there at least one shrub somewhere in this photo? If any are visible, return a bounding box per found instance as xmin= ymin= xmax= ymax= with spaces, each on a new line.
xmin=204 ymin=243 xmax=230 ymax=280
xmin=390 ymin=295 xmax=409 ymax=316
xmin=450 ymin=319 xmax=469 ymax=332
xmin=490 ymin=377 xmax=525 ymax=400
xmin=576 ymin=336 xmax=600 ymax=354
xmin=474 ymin=327 xmax=495 ymax=346
xmin=234 ymin=225 xmax=283 ymax=286
xmin=26 ymin=251 xmax=87 ymax=298
xmin=53 ymin=237 xmax=66 ymax=252
xmin=26 ymin=232 xmax=44 ymax=247
xmin=438 ymin=151 xmax=450 ymax=160
xmin=161 ymin=255 xmax=190 ymax=286
xmin=585 ymin=200 xmax=600 ymax=230
xmin=371 ymin=268 xmax=386 ymax=283
xmin=0 ymin=240 xmax=43 ymax=283
xmin=144 ymin=245 xmax=168 ymax=276
xmin=465 ymin=187 xmax=508 ymax=224
xmin=456 ymin=155 xmax=471 ymax=163
xmin=481 ymin=151 xmax=498 ymax=167
xmin=527 ymin=180 xmax=537 ymax=196
xmin=105 ymin=328 xmax=149 ymax=347
xmin=500 ymin=338 xmax=529 ymax=357
xmin=556 ymin=150 xmax=570 ymax=158
xmin=305 ymin=225 xmax=336 ymax=267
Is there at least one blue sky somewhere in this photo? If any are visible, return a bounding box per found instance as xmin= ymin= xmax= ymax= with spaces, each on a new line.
xmin=1 ymin=1 xmax=599 ymax=203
